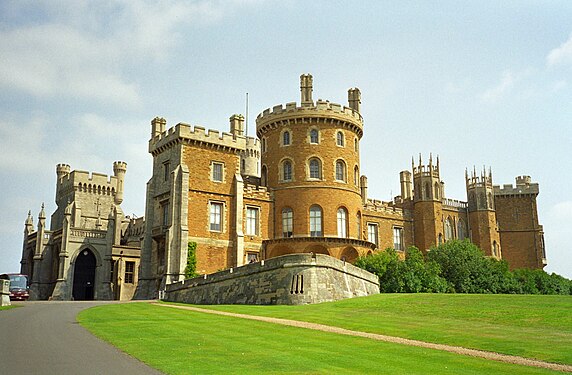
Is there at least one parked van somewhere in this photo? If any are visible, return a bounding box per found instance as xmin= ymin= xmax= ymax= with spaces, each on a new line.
xmin=0 ymin=274 xmax=29 ymax=301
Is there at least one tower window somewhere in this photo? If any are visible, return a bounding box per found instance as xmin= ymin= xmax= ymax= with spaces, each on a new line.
xmin=354 ymin=166 xmax=359 ymax=185
xmin=310 ymin=129 xmax=319 ymax=144
xmin=282 ymin=208 xmax=293 ymax=238
xmin=282 ymin=160 xmax=293 ymax=181
xmin=124 ymin=261 xmax=135 ymax=284
xmin=262 ymin=137 xmax=267 ymax=153
xmin=163 ymin=161 xmax=170 ymax=182
xmin=283 ymin=130 xmax=291 ymax=146
xmin=354 ymin=138 xmax=358 ymax=151
xmin=393 ymin=227 xmax=403 ymax=250
xmin=309 ymin=158 xmax=321 ymax=179
xmin=209 ymin=202 xmax=223 ymax=232
xmin=335 ymin=160 xmax=346 ymax=182
xmin=161 ymin=201 xmax=169 ymax=226
xmin=368 ymin=223 xmax=378 ymax=246
xmin=356 ymin=212 xmax=361 ymax=239
xmin=337 ymin=207 xmax=348 ymax=238
xmin=211 ymin=162 xmax=223 ymax=182
xmin=336 ymin=131 xmax=344 ymax=147
xmin=444 ymin=217 xmax=454 ymax=241
xmin=309 ymin=205 xmax=323 ymax=237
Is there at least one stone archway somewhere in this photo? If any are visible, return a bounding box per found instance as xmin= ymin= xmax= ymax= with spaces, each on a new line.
xmin=304 ymin=244 xmax=329 ymax=255
xmin=73 ymin=249 xmax=96 ymax=300
xmin=340 ymin=247 xmax=359 ymax=264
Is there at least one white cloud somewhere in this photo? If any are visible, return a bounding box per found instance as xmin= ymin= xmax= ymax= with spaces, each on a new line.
xmin=480 ymin=70 xmax=518 ymax=102
xmin=547 ymin=34 xmax=572 ymax=67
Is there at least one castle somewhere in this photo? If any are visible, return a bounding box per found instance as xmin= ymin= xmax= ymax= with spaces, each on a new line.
xmin=22 ymin=74 xmax=546 ymax=301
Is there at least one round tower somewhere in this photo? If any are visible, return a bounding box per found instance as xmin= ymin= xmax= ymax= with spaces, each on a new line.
xmin=113 ymin=161 xmax=127 ymax=205
xmin=256 ymin=74 xmax=373 ymax=262
xmin=466 ymin=166 xmax=501 ymax=258
xmin=242 ymin=137 xmax=260 ymax=177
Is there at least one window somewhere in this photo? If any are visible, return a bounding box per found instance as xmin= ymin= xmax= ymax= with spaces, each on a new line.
xmin=261 ymin=165 xmax=268 ymax=186
xmin=336 ymin=131 xmax=344 ymax=146
xmin=444 ymin=217 xmax=454 ymax=241
xmin=435 ymin=182 xmax=440 ymax=200
xmin=354 ymin=166 xmax=359 ymax=185
xmin=125 ymin=261 xmax=135 ymax=284
xmin=282 ymin=160 xmax=292 ymax=181
xmin=246 ymin=207 xmax=259 ymax=236
xmin=309 ymin=158 xmax=321 ymax=179
xmin=262 ymin=137 xmax=267 ymax=152
xmin=356 ymin=213 xmax=361 ymax=239
xmin=282 ymin=208 xmax=293 ymax=237
xmin=209 ymin=202 xmax=223 ymax=231
xmin=241 ymin=159 xmax=245 ymax=173
xmin=310 ymin=129 xmax=319 ymax=144
xmin=283 ymin=130 xmax=291 ymax=146
xmin=309 ymin=205 xmax=322 ymax=237
xmin=354 ymin=138 xmax=358 ymax=151
xmin=163 ymin=162 xmax=170 ymax=182
xmin=335 ymin=160 xmax=346 ymax=182
xmin=337 ymin=207 xmax=348 ymax=238
xmin=161 ymin=201 xmax=169 ymax=226
xmin=457 ymin=219 xmax=466 ymax=240
xmin=247 ymin=253 xmax=258 ymax=264
xmin=212 ymin=162 xmax=223 ymax=182
xmin=492 ymin=241 xmax=499 ymax=257
xmin=393 ymin=227 xmax=403 ymax=250
xmin=368 ymin=223 xmax=378 ymax=246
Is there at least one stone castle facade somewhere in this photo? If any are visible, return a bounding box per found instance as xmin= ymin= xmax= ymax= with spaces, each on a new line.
xmin=134 ymin=74 xmax=547 ymax=299
xmin=21 ymin=162 xmax=143 ymax=300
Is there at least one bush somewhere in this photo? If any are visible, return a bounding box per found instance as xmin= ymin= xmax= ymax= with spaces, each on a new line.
xmin=184 ymin=241 xmax=199 ymax=279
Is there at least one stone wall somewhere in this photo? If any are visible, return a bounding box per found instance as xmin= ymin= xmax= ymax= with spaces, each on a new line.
xmin=164 ymin=253 xmax=379 ymax=305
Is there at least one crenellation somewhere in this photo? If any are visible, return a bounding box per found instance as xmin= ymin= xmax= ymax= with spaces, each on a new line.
xmin=494 ymin=182 xmax=539 ymax=196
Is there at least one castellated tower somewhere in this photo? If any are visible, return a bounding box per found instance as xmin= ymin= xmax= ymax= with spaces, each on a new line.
xmin=412 ymin=154 xmax=444 ymax=251
xmin=493 ymin=176 xmax=546 ymax=269
xmin=256 ymin=73 xmax=373 ymax=262
xmin=466 ymin=167 xmax=501 ymax=258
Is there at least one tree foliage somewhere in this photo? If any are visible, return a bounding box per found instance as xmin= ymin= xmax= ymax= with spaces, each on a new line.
xmin=355 ymin=239 xmax=571 ymax=295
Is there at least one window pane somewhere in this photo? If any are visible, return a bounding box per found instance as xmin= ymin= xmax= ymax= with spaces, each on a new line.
xmin=246 ymin=207 xmax=259 ymax=235
xmin=368 ymin=224 xmax=378 ymax=245
xmin=337 ymin=131 xmax=344 ymax=146
xmin=336 ymin=161 xmax=345 ymax=181
xmin=337 ymin=208 xmax=347 ymax=238
xmin=393 ymin=227 xmax=403 ymax=250
xmin=282 ymin=208 xmax=293 ymax=237
xmin=283 ymin=131 xmax=290 ymax=145
xmin=210 ymin=203 xmax=222 ymax=231
xmin=310 ymin=159 xmax=320 ymax=179
xmin=310 ymin=206 xmax=322 ymax=237
xmin=212 ymin=163 xmax=223 ymax=182
xmin=283 ymin=161 xmax=292 ymax=181
xmin=310 ymin=129 xmax=318 ymax=143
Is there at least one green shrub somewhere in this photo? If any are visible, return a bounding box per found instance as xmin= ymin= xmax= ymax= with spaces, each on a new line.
xmin=184 ymin=241 xmax=199 ymax=279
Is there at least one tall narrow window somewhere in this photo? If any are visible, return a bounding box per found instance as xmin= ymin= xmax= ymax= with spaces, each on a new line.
xmin=124 ymin=261 xmax=135 ymax=284
xmin=337 ymin=207 xmax=348 ymax=238
xmin=444 ymin=217 xmax=454 ymax=241
xmin=246 ymin=207 xmax=259 ymax=236
xmin=209 ymin=202 xmax=223 ymax=231
xmin=283 ymin=130 xmax=291 ymax=146
xmin=282 ymin=208 xmax=293 ymax=238
xmin=354 ymin=138 xmax=358 ymax=151
xmin=161 ymin=201 xmax=169 ymax=226
xmin=283 ymin=160 xmax=292 ymax=181
xmin=309 ymin=158 xmax=321 ymax=179
xmin=368 ymin=223 xmax=378 ymax=246
xmin=212 ymin=162 xmax=223 ymax=182
xmin=356 ymin=213 xmax=361 ymax=239
xmin=262 ymin=137 xmax=267 ymax=152
xmin=309 ymin=205 xmax=322 ymax=237
xmin=335 ymin=160 xmax=346 ymax=182
xmin=336 ymin=131 xmax=344 ymax=146
xmin=163 ymin=162 xmax=170 ymax=182
xmin=354 ymin=166 xmax=359 ymax=185
xmin=457 ymin=219 xmax=466 ymax=240
xmin=310 ymin=129 xmax=319 ymax=144
xmin=261 ymin=165 xmax=268 ymax=186
xmin=393 ymin=227 xmax=403 ymax=250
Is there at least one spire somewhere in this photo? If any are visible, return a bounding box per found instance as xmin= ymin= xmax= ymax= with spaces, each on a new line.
xmin=38 ymin=203 xmax=46 ymax=220
xmin=429 ymin=152 xmax=433 ymax=167
xmin=25 ymin=210 xmax=33 ymax=226
xmin=436 ymin=155 xmax=440 ymax=172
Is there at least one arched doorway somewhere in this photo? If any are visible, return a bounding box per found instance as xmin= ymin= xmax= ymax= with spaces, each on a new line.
xmin=73 ymin=249 xmax=96 ymax=300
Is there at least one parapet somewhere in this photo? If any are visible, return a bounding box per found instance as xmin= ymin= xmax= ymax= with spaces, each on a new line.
xmin=256 ymin=100 xmax=363 ymax=138
xmin=494 ymin=176 xmax=539 ymax=196
xmin=56 ymin=166 xmax=119 ymax=199
xmin=363 ymin=198 xmax=404 ymax=217
xmin=149 ymin=119 xmax=255 ymax=155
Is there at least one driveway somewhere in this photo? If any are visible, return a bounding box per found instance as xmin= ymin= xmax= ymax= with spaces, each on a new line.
xmin=0 ymin=301 xmax=163 ymax=375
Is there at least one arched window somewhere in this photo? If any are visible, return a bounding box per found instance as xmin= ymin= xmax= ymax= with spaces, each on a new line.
xmin=309 ymin=129 xmax=319 ymax=144
xmin=261 ymin=137 xmax=267 ymax=153
xmin=283 ymin=130 xmax=291 ymax=146
xmin=434 ymin=182 xmax=440 ymax=200
xmin=354 ymin=166 xmax=359 ymax=185
xmin=282 ymin=160 xmax=292 ymax=181
xmin=335 ymin=160 xmax=346 ymax=182
xmin=309 ymin=205 xmax=323 ymax=237
xmin=492 ymin=241 xmax=499 ymax=257
xmin=354 ymin=138 xmax=358 ymax=151
xmin=425 ymin=182 xmax=431 ymax=200
xmin=457 ymin=219 xmax=466 ymax=240
xmin=309 ymin=158 xmax=321 ymax=179
xmin=282 ymin=208 xmax=293 ymax=238
xmin=336 ymin=131 xmax=344 ymax=146
xmin=438 ymin=233 xmax=443 ymax=245
xmin=337 ymin=207 xmax=348 ymax=238
xmin=356 ymin=212 xmax=361 ymax=239
xmin=261 ymin=165 xmax=268 ymax=186
xmin=444 ymin=217 xmax=454 ymax=241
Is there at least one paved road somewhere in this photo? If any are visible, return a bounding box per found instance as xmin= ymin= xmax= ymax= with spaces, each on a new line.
xmin=0 ymin=301 xmax=163 ymax=375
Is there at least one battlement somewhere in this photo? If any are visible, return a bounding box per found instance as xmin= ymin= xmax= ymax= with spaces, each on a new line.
xmin=56 ymin=166 xmax=119 ymax=199
xmin=244 ymin=183 xmax=271 ymax=200
xmin=494 ymin=176 xmax=539 ymax=196
xmin=363 ymin=198 xmax=404 ymax=217
xmin=466 ymin=166 xmax=493 ymax=190
xmin=442 ymin=198 xmax=468 ymax=210
xmin=412 ymin=154 xmax=440 ymax=178
xmin=149 ymin=120 xmax=258 ymax=155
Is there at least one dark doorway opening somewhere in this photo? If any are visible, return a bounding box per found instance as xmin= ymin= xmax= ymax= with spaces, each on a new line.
xmin=73 ymin=249 xmax=96 ymax=300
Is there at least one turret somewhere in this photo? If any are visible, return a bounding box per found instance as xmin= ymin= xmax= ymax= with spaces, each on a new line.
xmin=241 ymin=137 xmax=260 ymax=177
xmin=151 ymin=117 xmax=167 ymax=138
xmin=466 ymin=166 xmax=494 ymax=211
xmin=400 ymin=170 xmax=412 ymax=200
xmin=113 ymin=161 xmax=127 ymax=205
xmin=348 ymin=88 xmax=361 ymax=113
xmin=360 ymin=175 xmax=368 ymax=204
xmin=229 ymin=114 xmax=245 ymax=138
xmin=412 ymin=153 xmax=442 ymax=202
xmin=55 ymin=164 xmax=70 ymax=197
xmin=300 ymin=73 xmax=314 ymax=107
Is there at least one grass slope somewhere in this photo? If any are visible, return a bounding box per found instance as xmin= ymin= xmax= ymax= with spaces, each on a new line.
xmin=79 ymin=303 xmax=562 ymax=375
xmin=185 ymin=294 xmax=572 ymax=365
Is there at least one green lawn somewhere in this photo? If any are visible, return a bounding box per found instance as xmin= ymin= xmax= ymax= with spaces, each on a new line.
xmin=0 ymin=305 xmax=18 ymax=311
xmin=179 ymin=294 xmax=572 ymax=365
xmin=79 ymin=302 xmax=563 ymax=375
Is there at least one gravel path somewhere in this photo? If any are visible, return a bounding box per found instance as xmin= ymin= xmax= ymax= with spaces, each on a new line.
xmin=156 ymin=302 xmax=572 ymax=373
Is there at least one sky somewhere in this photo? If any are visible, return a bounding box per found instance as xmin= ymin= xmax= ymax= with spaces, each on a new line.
xmin=1 ymin=1 xmax=570 ymax=278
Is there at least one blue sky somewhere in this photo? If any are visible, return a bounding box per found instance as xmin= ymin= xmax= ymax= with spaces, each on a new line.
xmin=1 ymin=1 xmax=570 ymax=278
